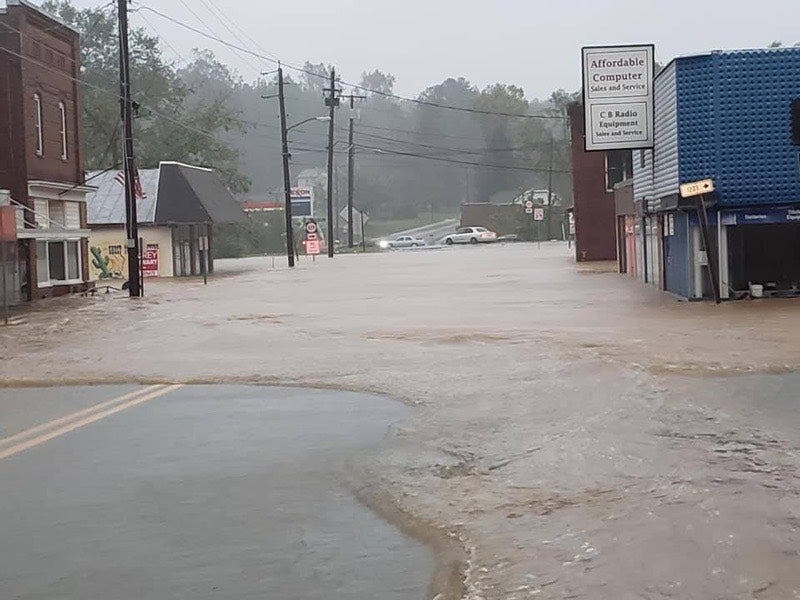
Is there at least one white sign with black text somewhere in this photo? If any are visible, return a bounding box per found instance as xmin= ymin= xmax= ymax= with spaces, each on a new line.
xmin=582 ymin=45 xmax=654 ymax=152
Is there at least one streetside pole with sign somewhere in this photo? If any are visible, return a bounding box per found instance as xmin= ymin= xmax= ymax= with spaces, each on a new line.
xmin=680 ymin=179 xmax=720 ymax=304
xmin=534 ymin=207 xmax=545 ymax=249
xmin=523 ymin=199 xmax=534 ymax=244
xmin=304 ymin=220 xmax=321 ymax=259
xmin=582 ymin=44 xmax=655 ymax=152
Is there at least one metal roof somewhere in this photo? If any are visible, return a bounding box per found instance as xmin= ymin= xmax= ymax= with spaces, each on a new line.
xmin=85 ymin=169 xmax=160 ymax=226
xmin=86 ymin=162 xmax=246 ymax=227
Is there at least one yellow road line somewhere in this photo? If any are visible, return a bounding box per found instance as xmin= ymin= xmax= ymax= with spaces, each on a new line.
xmin=0 ymin=384 xmax=183 ymax=461
xmin=0 ymin=384 xmax=166 ymax=449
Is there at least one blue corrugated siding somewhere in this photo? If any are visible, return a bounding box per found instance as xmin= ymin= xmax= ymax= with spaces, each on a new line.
xmin=663 ymin=212 xmax=692 ymax=297
xmin=653 ymin=63 xmax=679 ymax=204
xmin=676 ymin=48 xmax=800 ymax=207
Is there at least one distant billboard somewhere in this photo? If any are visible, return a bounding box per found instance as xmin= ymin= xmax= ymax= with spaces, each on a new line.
xmin=290 ymin=187 xmax=313 ymax=218
xmin=582 ymin=45 xmax=654 ymax=152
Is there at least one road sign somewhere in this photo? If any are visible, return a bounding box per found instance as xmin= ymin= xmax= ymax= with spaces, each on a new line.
xmin=533 ymin=208 xmax=545 ymax=221
xmin=524 ymin=199 xmax=534 ymax=215
xmin=680 ymin=179 xmax=715 ymax=198
xmin=339 ymin=207 xmax=369 ymax=225
xmin=305 ymin=221 xmax=318 ymax=235
xmin=305 ymin=239 xmax=321 ymax=255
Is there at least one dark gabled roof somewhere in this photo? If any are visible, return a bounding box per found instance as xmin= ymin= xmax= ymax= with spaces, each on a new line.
xmin=162 ymin=163 xmax=246 ymax=225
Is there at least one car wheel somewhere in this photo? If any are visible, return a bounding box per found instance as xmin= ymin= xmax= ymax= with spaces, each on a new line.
xmin=470 ymin=237 xmax=478 ymax=244
xmin=445 ymin=238 xmax=454 ymax=245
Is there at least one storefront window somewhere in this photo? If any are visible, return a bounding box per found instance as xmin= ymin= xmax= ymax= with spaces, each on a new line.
xmin=36 ymin=242 xmax=49 ymax=284
xmin=67 ymin=241 xmax=79 ymax=280
xmin=37 ymin=240 xmax=83 ymax=285
xmin=48 ymin=241 xmax=66 ymax=281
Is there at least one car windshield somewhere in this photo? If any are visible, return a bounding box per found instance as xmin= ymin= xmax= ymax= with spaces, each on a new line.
xmin=5 ymin=5 xmax=797 ymax=600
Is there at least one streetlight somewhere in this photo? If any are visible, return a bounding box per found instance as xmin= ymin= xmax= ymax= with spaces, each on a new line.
xmin=287 ymin=115 xmax=330 ymax=133
xmin=281 ymin=114 xmax=330 ymax=267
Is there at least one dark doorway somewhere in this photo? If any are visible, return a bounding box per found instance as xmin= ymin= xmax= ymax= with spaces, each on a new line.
xmin=728 ymin=223 xmax=800 ymax=292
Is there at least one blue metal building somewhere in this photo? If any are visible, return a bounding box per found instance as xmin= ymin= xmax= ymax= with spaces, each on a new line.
xmin=632 ymin=47 xmax=800 ymax=299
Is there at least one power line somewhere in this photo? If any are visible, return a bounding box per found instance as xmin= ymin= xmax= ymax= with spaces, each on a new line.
xmin=134 ymin=10 xmax=190 ymax=69
xmin=0 ymin=43 xmax=286 ymax=156
xmin=194 ymin=0 xmax=280 ymax=65
xmin=134 ymin=3 xmax=565 ymax=121
xmin=354 ymin=122 xmax=489 ymax=143
xmin=173 ymin=0 xmax=264 ymax=77
xmin=354 ymin=143 xmax=571 ymax=174
xmin=191 ymin=0 xmax=281 ymax=64
xmin=346 ymin=128 xmax=544 ymax=157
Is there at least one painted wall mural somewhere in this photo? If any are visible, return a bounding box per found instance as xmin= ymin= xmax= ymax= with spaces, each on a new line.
xmin=90 ymin=244 xmax=126 ymax=280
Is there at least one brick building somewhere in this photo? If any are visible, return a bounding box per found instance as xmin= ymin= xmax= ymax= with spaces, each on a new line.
xmin=0 ymin=0 xmax=92 ymax=303
xmin=568 ymin=102 xmax=632 ymax=262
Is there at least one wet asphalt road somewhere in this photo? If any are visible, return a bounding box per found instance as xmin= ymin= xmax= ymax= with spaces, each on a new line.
xmin=0 ymin=385 xmax=430 ymax=600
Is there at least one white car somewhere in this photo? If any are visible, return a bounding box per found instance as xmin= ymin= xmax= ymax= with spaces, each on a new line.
xmin=443 ymin=227 xmax=497 ymax=245
xmin=379 ymin=236 xmax=426 ymax=249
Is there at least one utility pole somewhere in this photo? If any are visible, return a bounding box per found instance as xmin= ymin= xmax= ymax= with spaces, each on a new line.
xmin=277 ymin=65 xmax=295 ymax=268
xmin=323 ymin=69 xmax=340 ymax=258
xmin=341 ymin=93 xmax=365 ymax=247
xmin=117 ymin=0 xmax=140 ymax=297
xmin=545 ymin=138 xmax=555 ymax=241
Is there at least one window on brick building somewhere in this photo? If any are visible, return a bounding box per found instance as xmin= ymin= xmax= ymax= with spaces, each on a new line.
xmin=59 ymin=102 xmax=68 ymax=160
xmin=34 ymin=93 xmax=43 ymax=156
xmin=37 ymin=240 xmax=83 ymax=285
xmin=605 ymin=150 xmax=633 ymax=192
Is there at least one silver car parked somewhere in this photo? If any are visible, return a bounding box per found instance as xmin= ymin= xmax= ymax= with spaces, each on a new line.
xmin=379 ymin=235 xmax=426 ymax=249
xmin=443 ymin=227 xmax=498 ymax=245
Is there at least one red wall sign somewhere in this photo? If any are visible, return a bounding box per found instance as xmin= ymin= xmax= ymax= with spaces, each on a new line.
xmin=142 ymin=244 xmax=159 ymax=277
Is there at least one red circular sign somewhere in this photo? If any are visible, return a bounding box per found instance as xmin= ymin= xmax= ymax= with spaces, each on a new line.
xmin=305 ymin=222 xmax=318 ymax=234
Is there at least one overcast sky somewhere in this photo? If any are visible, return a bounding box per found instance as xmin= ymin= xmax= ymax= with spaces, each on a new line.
xmin=52 ymin=0 xmax=800 ymax=99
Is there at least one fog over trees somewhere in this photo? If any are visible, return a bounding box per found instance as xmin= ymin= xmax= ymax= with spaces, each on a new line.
xmin=46 ymin=1 xmax=576 ymax=221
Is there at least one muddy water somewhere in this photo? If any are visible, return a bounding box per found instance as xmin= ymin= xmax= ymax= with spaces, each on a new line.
xmin=4 ymin=244 xmax=800 ymax=599
xmin=0 ymin=386 xmax=432 ymax=600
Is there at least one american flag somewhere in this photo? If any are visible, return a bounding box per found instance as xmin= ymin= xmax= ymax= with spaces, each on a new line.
xmin=114 ymin=169 xmax=147 ymax=201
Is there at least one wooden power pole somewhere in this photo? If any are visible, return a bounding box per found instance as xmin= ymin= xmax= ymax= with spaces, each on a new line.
xmin=117 ymin=0 xmax=140 ymax=296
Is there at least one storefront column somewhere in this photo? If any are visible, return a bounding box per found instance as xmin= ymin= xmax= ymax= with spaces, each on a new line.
xmin=717 ymin=212 xmax=730 ymax=300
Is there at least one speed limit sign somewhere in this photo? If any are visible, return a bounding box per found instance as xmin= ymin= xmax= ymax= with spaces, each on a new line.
xmin=305 ymin=221 xmax=318 ymax=235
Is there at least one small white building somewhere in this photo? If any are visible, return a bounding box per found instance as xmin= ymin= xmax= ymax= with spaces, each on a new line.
xmin=85 ymin=162 xmax=245 ymax=280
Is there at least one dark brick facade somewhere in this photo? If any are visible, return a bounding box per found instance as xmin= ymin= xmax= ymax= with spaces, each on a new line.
xmin=1 ymin=0 xmax=90 ymax=301
xmin=568 ymin=102 xmax=618 ymax=262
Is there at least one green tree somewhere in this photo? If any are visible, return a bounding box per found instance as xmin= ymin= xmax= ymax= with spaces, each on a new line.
xmin=42 ymin=1 xmax=249 ymax=192
xmin=472 ymin=84 xmax=530 ymax=200
xmin=360 ymin=69 xmax=396 ymax=95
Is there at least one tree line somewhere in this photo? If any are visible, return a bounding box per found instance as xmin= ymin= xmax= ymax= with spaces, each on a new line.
xmin=45 ymin=1 xmax=576 ymax=225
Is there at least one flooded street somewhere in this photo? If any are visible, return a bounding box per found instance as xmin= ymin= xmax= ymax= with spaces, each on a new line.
xmin=0 ymin=385 xmax=431 ymax=600
xmin=3 ymin=242 xmax=800 ymax=599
